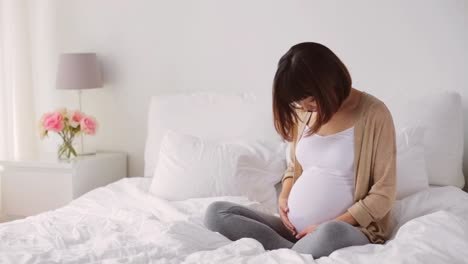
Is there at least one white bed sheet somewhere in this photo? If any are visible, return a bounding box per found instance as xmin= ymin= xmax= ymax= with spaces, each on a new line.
xmin=1 ymin=177 xmax=467 ymax=263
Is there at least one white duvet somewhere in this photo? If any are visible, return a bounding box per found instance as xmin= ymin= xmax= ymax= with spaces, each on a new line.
xmin=1 ymin=177 xmax=468 ymax=264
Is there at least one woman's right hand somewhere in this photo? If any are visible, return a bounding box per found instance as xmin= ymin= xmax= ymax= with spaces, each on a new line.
xmin=278 ymin=197 xmax=296 ymax=235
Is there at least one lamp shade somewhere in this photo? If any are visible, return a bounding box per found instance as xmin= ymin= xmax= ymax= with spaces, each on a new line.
xmin=56 ymin=53 xmax=103 ymax=90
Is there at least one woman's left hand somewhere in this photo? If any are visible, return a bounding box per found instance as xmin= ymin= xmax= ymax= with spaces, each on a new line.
xmin=295 ymin=223 xmax=320 ymax=239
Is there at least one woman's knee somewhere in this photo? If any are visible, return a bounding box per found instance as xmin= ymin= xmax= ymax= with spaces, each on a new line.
xmin=203 ymin=201 xmax=234 ymax=231
xmin=316 ymin=220 xmax=350 ymax=236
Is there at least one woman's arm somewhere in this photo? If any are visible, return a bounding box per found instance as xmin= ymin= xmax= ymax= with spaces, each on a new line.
xmin=278 ymin=148 xmax=297 ymax=234
xmin=279 ymin=177 xmax=294 ymax=199
xmin=280 ymin=136 xmax=297 ymax=198
xmin=346 ymin=106 xmax=397 ymax=228
xmin=334 ymin=211 xmax=358 ymax=226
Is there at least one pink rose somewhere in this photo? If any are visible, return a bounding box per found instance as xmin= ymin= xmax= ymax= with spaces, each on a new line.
xmin=42 ymin=112 xmax=64 ymax=132
xmin=80 ymin=116 xmax=97 ymax=135
xmin=68 ymin=110 xmax=84 ymax=128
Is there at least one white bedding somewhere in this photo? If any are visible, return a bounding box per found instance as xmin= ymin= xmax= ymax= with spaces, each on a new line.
xmin=1 ymin=177 xmax=468 ymax=263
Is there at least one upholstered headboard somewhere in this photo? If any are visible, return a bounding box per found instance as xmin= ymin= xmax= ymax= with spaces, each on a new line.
xmin=143 ymin=91 xmax=465 ymax=200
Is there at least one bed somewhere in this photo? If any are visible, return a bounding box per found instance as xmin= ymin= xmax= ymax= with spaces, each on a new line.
xmin=1 ymin=91 xmax=467 ymax=263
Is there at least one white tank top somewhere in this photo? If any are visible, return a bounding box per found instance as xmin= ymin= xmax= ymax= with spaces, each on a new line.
xmin=287 ymin=124 xmax=355 ymax=232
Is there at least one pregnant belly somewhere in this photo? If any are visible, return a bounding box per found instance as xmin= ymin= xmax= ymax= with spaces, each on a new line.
xmin=287 ymin=169 xmax=354 ymax=232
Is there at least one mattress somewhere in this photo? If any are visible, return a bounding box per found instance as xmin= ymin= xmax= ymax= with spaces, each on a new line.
xmin=0 ymin=177 xmax=467 ymax=263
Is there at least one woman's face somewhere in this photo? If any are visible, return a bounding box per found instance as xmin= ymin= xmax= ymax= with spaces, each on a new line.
xmin=293 ymin=96 xmax=317 ymax=112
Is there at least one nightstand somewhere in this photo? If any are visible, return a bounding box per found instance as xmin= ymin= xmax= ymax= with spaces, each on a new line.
xmin=0 ymin=152 xmax=127 ymax=221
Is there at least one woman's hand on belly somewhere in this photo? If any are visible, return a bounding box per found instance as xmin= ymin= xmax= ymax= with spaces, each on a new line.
xmin=278 ymin=197 xmax=297 ymax=235
xmin=295 ymin=223 xmax=319 ymax=239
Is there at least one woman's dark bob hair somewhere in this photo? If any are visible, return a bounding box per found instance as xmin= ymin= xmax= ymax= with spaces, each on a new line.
xmin=272 ymin=42 xmax=352 ymax=141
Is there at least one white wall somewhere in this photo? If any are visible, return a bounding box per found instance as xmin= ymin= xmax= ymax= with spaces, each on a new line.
xmin=29 ymin=0 xmax=468 ymax=188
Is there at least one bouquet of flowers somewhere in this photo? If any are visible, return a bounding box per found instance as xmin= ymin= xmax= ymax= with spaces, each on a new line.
xmin=39 ymin=108 xmax=97 ymax=160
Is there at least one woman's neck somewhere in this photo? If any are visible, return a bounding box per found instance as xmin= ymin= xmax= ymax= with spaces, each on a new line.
xmin=337 ymin=88 xmax=362 ymax=114
xmin=307 ymin=88 xmax=364 ymax=128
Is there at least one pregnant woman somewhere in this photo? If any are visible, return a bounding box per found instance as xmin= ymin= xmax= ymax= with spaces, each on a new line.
xmin=204 ymin=42 xmax=397 ymax=258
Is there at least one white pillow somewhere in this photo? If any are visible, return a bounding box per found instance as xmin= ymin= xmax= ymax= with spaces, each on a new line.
xmin=144 ymin=92 xmax=282 ymax=177
xmin=385 ymin=91 xmax=464 ymax=187
xmin=149 ymin=130 xmax=286 ymax=213
xmin=396 ymin=125 xmax=429 ymax=199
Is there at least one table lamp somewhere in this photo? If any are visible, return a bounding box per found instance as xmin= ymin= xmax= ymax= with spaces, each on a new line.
xmin=56 ymin=53 xmax=103 ymax=155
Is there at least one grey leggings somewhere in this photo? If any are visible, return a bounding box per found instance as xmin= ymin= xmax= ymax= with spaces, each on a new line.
xmin=203 ymin=201 xmax=370 ymax=259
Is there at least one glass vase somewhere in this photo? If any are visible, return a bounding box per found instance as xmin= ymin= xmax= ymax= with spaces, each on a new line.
xmin=58 ymin=138 xmax=77 ymax=160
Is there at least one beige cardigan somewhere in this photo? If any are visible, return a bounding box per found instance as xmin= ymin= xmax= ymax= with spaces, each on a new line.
xmin=281 ymin=91 xmax=397 ymax=244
